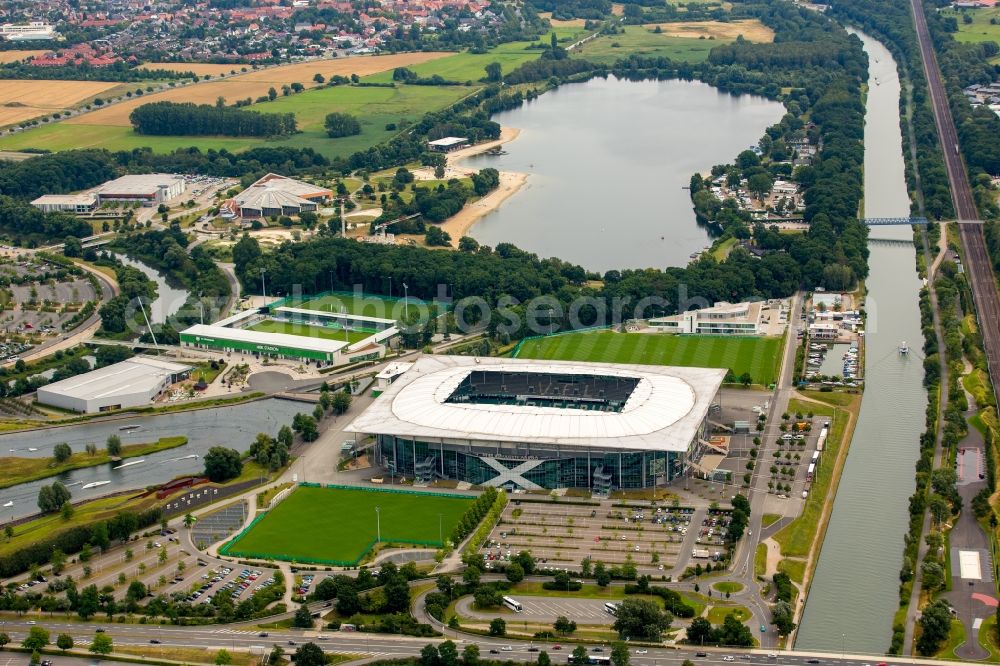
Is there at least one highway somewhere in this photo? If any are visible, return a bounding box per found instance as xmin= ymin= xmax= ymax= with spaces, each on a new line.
xmin=910 ymin=0 xmax=1000 ymax=409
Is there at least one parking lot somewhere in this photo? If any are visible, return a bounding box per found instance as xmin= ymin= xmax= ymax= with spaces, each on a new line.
xmin=456 ymin=596 xmax=616 ymax=624
xmin=481 ymin=500 xmax=732 ymax=577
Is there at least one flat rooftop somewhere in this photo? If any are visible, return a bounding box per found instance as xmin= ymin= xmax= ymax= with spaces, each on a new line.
xmin=182 ymin=323 xmax=349 ymax=354
xmin=428 ymin=136 xmax=468 ymax=147
xmin=97 ymin=174 xmax=185 ymax=195
xmin=31 ymin=193 xmax=97 ymax=205
xmin=348 ymin=355 xmax=726 ymax=451
xmin=38 ymin=356 xmax=191 ymax=401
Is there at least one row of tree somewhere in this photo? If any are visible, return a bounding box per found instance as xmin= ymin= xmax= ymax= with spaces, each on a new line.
xmin=130 ymin=101 xmax=298 ymax=137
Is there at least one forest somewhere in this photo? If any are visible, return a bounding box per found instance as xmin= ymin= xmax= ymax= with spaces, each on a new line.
xmin=130 ymin=101 xmax=298 ymax=137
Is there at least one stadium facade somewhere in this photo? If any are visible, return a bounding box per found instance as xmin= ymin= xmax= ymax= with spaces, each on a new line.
xmin=348 ymin=356 xmax=725 ymax=492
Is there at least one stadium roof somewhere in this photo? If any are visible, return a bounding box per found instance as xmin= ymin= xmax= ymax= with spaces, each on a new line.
xmin=181 ymin=323 xmax=349 ymax=354
xmin=233 ymin=187 xmax=316 ymax=213
xmin=38 ymin=357 xmax=191 ymax=401
xmin=348 ymin=356 xmax=725 ymax=451
xmin=242 ymin=173 xmax=332 ymax=200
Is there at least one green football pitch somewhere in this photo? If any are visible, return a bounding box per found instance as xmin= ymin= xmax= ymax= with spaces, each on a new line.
xmin=514 ymin=330 xmax=782 ymax=386
xmin=247 ymin=319 xmax=373 ymax=344
xmin=283 ymin=292 xmax=404 ymax=320
xmin=224 ymin=486 xmax=473 ymax=564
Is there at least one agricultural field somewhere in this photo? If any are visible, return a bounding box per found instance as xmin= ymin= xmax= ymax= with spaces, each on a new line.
xmin=571 ymin=21 xmax=772 ymax=64
xmin=0 ymin=79 xmax=119 ymax=126
xmin=224 ymin=485 xmax=473 ymax=564
xmin=247 ymin=319 xmax=374 ymax=344
xmin=513 ymin=330 xmax=782 ymax=385
xmin=0 ymin=50 xmax=48 ymax=64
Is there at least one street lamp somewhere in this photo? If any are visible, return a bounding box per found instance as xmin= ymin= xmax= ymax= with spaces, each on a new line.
xmin=438 ymin=513 xmax=443 ymax=546
xmin=375 ymin=506 xmax=381 ymax=543
xmin=403 ymin=283 xmax=409 ymax=320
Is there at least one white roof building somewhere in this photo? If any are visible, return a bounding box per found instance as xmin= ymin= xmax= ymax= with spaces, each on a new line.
xmin=36 ymin=357 xmax=191 ymax=413
xmin=96 ymin=174 xmax=186 ymax=204
xmin=348 ymin=355 xmax=725 ymax=452
xmin=31 ymin=193 xmax=98 ymax=213
xmin=226 ymin=173 xmax=332 ymax=219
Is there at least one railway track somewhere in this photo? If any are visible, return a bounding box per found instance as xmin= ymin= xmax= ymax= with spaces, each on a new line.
xmin=910 ymin=0 xmax=1000 ymax=408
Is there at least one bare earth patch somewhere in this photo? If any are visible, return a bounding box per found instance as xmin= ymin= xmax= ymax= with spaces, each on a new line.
xmin=538 ymin=12 xmax=588 ymax=27
xmin=66 ymin=52 xmax=453 ymax=127
xmin=645 ymin=19 xmax=775 ymax=42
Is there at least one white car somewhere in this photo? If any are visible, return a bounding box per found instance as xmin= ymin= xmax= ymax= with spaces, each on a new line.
xmin=501 ymin=646 xmax=513 ymax=652
xmin=635 ymin=649 xmax=648 ymax=655
xmin=723 ymin=657 xmax=735 ymax=662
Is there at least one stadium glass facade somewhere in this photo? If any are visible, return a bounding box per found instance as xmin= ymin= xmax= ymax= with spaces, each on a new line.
xmin=373 ymin=436 xmax=691 ymax=491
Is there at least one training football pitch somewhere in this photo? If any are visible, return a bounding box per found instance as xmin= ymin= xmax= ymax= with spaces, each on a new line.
xmin=282 ymin=291 xmax=411 ymax=320
xmin=247 ymin=319 xmax=373 ymax=344
xmin=225 ymin=486 xmax=474 ymax=564
xmin=514 ymin=330 xmax=782 ymax=386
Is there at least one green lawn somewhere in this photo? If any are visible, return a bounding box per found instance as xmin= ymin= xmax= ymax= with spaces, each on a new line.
xmin=224 ymin=485 xmax=474 ymax=564
xmin=943 ymin=8 xmax=1000 ymax=47
xmin=712 ymin=581 xmax=744 ymax=594
xmin=513 ymin=330 xmax=782 ymax=385
xmin=705 ymin=605 xmax=751 ymax=624
xmin=572 ymin=26 xmax=726 ymax=64
xmin=247 ymin=319 xmax=374 ymax=344
xmin=281 ymin=290 xmax=417 ymax=319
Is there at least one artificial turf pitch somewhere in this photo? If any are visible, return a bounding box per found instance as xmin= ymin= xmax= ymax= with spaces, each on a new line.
xmin=247 ymin=319 xmax=373 ymax=344
xmin=513 ymin=330 xmax=782 ymax=386
xmin=225 ymin=486 xmax=473 ymax=564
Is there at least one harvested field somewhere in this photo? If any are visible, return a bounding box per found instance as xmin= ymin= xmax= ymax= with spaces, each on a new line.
xmin=0 ymin=50 xmax=48 ymax=64
xmin=0 ymin=79 xmax=119 ymax=126
xmin=138 ymin=62 xmax=244 ymax=76
xmin=67 ymin=52 xmax=452 ymax=127
xmin=645 ymin=19 xmax=775 ymax=41
xmin=538 ymin=13 xmax=588 ymax=27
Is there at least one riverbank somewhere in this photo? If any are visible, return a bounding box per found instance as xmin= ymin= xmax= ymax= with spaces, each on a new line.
xmin=0 ymin=436 xmax=188 ymax=490
xmin=441 ymin=171 xmax=529 ymax=246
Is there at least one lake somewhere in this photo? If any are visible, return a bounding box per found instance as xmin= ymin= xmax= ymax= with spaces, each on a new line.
xmin=464 ymin=75 xmax=785 ymax=272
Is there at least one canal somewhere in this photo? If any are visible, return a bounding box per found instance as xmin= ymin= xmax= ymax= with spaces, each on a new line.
xmin=794 ymin=30 xmax=927 ymax=654
xmin=463 ymin=76 xmax=785 ymax=271
xmin=0 ymin=398 xmax=305 ymax=521
xmin=113 ymin=253 xmax=189 ymax=324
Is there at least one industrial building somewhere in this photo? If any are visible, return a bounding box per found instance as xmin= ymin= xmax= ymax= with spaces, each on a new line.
xmin=95 ymin=174 xmax=186 ymax=205
xmin=649 ymin=301 xmax=764 ymax=335
xmin=348 ymin=356 xmax=726 ymax=492
xmin=223 ymin=173 xmax=332 ymax=219
xmin=30 ymin=193 xmax=98 ymax=213
xmin=427 ymin=137 xmax=469 ymax=152
xmin=0 ymin=22 xmax=56 ymax=40
xmin=36 ymin=357 xmax=192 ymax=413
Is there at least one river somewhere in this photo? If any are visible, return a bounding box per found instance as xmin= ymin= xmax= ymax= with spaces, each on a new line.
xmin=113 ymin=253 xmax=189 ymax=324
xmin=795 ymin=31 xmax=927 ymax=653
xmin=463 ymin=76 xmax=785 ymax=271
xmin=0 ymin=398 xmax=304 ymax=521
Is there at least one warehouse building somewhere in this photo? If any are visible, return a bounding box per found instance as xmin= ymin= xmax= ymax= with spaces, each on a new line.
xmin=30 ymin=193 xmax=98 ymax=213
xmin=224 ymin=173 xmax=332 ymax=219
xmin=96 ymin=174 xmax=186 ymax=205
xmin=36 ymin=357 xmax=191 ymax=413
xmin=348 ymin=356 xmax=726 ymax=492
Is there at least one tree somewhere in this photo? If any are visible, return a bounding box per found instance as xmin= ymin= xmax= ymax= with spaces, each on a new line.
xmin=315 ymin=577 xmax=338 ymax=600
xmin=22 ymin=627 xmax=50 ymax=650
xmin=462 ymin=643 xmax=480 ymax=666
xmin=506 ymin=562 xmax=525 ymax=583
xmin=89 ymin=632 xmax=112 ymax=655
xmin=4 ymin=525 xmax=12 ymax=541
xmin=53 ymin=442 xmax=72 ymax=463
xmin=0 ymin=633 xmax=8 ymax=649
xmin=384 ymin=575 xmax=411 ymax=613
xmin=611 ymin=642 xmax=630 ymax=666
xmin=325 ymin=112 xmax=361 ymax=138
xmin=488 ymin=617 xmax=506 ymax=636
xmin=336 ymin=586 xmax=360 ymax=616
xmin=216 ymin=649 xmax=233 ymax=665
xmin=183 ymin=513 xmax=195 ymax=528
xmin=485 ymin=62 xmax=502 ymax=82
xmin=595 ymin=561 xmax=611 ymax=586
xmin=439 ymin=640 xmax=459 ymax=666
xmin=747 ymin=172 xmax=774 ymax=200
xmin=512 ymin=550 xmax=535 ymax=575
xmin=106 ymin=434 xmax=122 ymax=457
xmin=293 ymin=604 xmax=314 ymax=628
xmin=77 ymin=584 xmax=99 ymax=620
xmin=294 ymin=643 xmax=326 ymax=666
xmin=56 ymin=634 xmax=73 ymax=652
xmin=420 ymin=644 xmax=440 ymax=666
xmin=687 ymin=617 xmax=713 ymax=645
xmin=203 ymin=446 xmax=243 ymax=482
xmin=554 ymin=615 xmax=577 ymax=635
xmin=917 ymin=600 xmax=953 ymax=655
xmin=331 ymin=391 xmax=352 ymax=415
xmin=612 ymin=598 xmax=672 ymax=640
xmin=425 ymin=226 xmax=452 ymax=247
xmin=38 ymin=481 xmax=71 ymax=514
xmin=60 ymin=501 xmax=74 ymax=521
xmin=570 ymin=646 xmax=589 ymax=666
xmin=771 ymin=601 xmax=795 ymax=636
xmin=538 ymin=652 xmax=551 ymax=666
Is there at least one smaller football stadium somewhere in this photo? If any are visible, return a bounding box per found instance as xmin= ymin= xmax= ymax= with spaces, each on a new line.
xmin=179 ymin=291 xmax=403 ymax=366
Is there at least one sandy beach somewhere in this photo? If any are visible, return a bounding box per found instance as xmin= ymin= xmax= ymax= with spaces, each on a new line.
xmin=406 ymin=126 xmax=528 ymax=247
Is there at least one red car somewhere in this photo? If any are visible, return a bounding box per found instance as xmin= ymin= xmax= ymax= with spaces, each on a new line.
xmin=552 ymin=646 xmax=562 ymax=651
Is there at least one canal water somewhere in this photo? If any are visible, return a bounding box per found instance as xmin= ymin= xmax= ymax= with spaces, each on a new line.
xmin=795 ymin=31 xmax=927 ymax=654
xmin=0 ymin=398 xmax=304 ymax=521
xmin=113 ymin=253 xmax=189 ymax=324
xmin=463 ymin=76 xmax=785 ymax=272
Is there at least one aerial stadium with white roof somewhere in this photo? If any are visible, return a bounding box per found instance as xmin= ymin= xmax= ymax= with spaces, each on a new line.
xmin=347 ymin=355 xmax=726 ymax=492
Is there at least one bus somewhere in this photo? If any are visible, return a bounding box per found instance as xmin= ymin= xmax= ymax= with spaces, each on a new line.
xmin=816 ymin=426 xmax=829 ymax=452
xmin=566 ymin=657 xmax=611 ymax=665
xmin=806 ymin=462 xmax=816 ymax=481
xmin=811 ymin=450 xmax=820 ymax=463
xmin=502 ymin=596 xmax=522 ymax=613
xmin=604 ymin=602 xmax=619 ymax=616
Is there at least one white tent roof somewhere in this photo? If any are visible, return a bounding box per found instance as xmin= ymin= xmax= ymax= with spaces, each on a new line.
xmin=348 ymin=355 xmax=725 ymax=451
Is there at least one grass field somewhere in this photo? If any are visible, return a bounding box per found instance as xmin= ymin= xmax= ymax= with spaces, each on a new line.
xmin=247 ymin=319 xmax=374 ymax=344
xmin=943 ymin=8 xmax=1000 ymax=53
xmin=572 ymin=25 xmax=729 ymax=64
xmin=285 ymin=291 xmax=406 ymax=319
xmin=513 ymin=330 xmax=782 ymax=385
xmin=225 ymin=485 xmax=474 ymax=563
